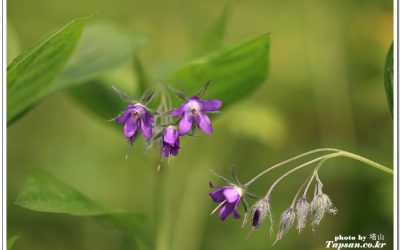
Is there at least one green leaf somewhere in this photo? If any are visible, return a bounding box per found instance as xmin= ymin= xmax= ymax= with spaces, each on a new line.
xmin=7 ymin=235 xmax=19 ymax=250
xmin=170 ymin=33 xmax=270 ymax=109
xmin=15 ymin=170 xmax=149 ymax=248
xmin=7 ymin=16 xmax=90 ymax=124
xmin=15 ymin=170 xmax=107 ymax=215
xmin=50 ymin=22 xmax=133 ymax=93
xmin=384 ymin=42 xmax=393 ymax=117
xmin=194 ymin=7 xmax=230 ymax=56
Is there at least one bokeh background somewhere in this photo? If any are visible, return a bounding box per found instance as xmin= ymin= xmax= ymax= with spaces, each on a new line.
xmin=7 ymin=0 xmax=393 ymax=250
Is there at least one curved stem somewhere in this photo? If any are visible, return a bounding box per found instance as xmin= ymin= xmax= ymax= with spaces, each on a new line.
xmin=290 ymin=173 xmax=312 ymax=208
xmin=265 ymin=150 xmax=393 ymax=199
xmin=243 ymin=148 xmax=340 ymax=188
xmin=303 ymin=158 xmax=326 ymax=197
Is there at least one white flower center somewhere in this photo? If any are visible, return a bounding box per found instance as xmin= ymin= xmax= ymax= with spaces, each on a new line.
xmin=185 ymin=100 xmax=201 ymax=115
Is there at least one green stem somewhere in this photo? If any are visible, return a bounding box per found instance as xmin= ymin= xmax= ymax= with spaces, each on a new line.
xmin=264 ymin=150 xmax=393 ymax=199
xmin=243 ymin=148 xmax=340 ymax=188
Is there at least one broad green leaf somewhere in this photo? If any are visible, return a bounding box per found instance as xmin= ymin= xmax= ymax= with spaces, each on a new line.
xmin=194 ymin=7 xmax=230 ymax=56
xmin=384 ymin=42 xmax=393 ymax=117
xmin=7 ymin=16 xmax=90 ymax=124
xmin=15 ymin=170 xmax=107 ymax=215
xmin=7 ymin=235 xmax=19 ymax=250
xmin=7 ymin=20 xmax=21 ymax=64
xmin=16 ymin=170 xmax=148 ymax=248
xmin=170 ymin=33 xmax=270 ymax=109
xmin=49 ymin=22 xmax=133 ymax=93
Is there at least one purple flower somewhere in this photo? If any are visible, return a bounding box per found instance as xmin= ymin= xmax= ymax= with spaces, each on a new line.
xmin=209 ymin=181 xmax=242 ymax=220
xmin=162 ymin=126 xmax=180 ymax=157
xmin=171 ymin=96 xmax=222 ymax=135
xmin=116 ymin=103 xmax=154 ymax=139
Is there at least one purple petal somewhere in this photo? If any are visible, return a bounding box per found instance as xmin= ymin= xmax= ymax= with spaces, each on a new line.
xmin=199 ymin=99 xmax=222 ymax=111
xmin=124 ymin=116 xmax=138 ymax=138
xmin=140 ymin=111 xmax=154 ymax=139
xmin=209 ymin=181 xmax=215 ymax=188
xmin=163 ymin=128 xmax=179 ymax=145
xmin=170 ymin=145 xmax=180 ymax=156
xmin=116 ymin=109 xmax=131 ymax=124
xmin=233 ymin=210 xmax=240 ymax=219
xmin=162 ymin=143 xmax=170 ymax=157
xmin=178 ymin=112 xmax=193 ymax=135
xmin=194 ymin=112 xmax=212 ymax=134
xmin=209 ymin=188 xmax=226 ymax=203
xmin=170 ymin=105 xmax=185 ymax=116
xmin=140 ymin=119 xmax=152 ymax=139
xmin=223 ymin=188 xmax=240 ymax=203
xmin=219 ymin=202 xmax=235 ymax=220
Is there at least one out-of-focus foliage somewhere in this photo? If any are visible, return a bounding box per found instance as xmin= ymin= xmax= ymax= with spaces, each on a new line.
xmin=16 ymin=170 xmax=148 ymax=249
xmin=7 ymin=17 xmax=89 ymax=124
xmin=384 ymin=42 xmax=393 ymax=116
xmin=7 ymin=1 xmax=393 ymax=250
xmin=170 ymin=33 xmax=270 ymax=108
xmin=7 ymin=235 xmax=19 ymax=250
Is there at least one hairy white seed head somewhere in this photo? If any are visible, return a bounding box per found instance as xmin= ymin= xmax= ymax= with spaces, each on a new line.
xmin=274 ymin=208 xmax=296 ymax=244
xmin=310 ymin=193 xmax=337 ymax=231
xmin=296 ymin=196 xmax=310 ymax=233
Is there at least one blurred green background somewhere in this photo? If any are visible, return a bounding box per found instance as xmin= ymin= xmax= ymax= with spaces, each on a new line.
xmin=7 ymin=0 xmax=393 ymax=250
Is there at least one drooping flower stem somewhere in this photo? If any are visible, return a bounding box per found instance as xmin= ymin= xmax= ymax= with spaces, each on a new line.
xmin=290 ymin=174 xmax=313 ymax=208
xmin=243 ymin=148 xmax=340 ymax=188
xmin=303 ymin=158 xmax=326 ymax=197
xmin=264 ymin=150 xmax=393 ymax=200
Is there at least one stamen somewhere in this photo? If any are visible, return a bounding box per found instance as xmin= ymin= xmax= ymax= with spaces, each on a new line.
xmin=191 ymin=109 xmax=196 ymax=115
xmin=210 ymin=200 xmax=226 ymax=215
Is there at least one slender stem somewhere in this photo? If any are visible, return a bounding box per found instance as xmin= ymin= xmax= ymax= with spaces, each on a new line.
xmin=340 ymin=151 xmax=393 ymax=174
xmin=243 ymin=148 xmax=340 ymax=188
xmin=265 ymin=150 xmax=393 ymax=199
xmin=265 ymin=153 xmax=340 ymax=198
xmin=290 ymin=174 xmax=312 ymax=208
xmin=303 ymin=158 xmax=326 ymax=197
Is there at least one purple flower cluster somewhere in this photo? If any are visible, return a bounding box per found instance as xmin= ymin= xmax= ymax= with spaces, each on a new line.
xmin=115 ymin=90 xmax=221 ymax=159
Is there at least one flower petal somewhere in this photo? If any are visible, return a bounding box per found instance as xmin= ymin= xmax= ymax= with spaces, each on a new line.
xmin=194 ymin=112 xmax=212 ymax=134
xmin=209 ymin=188 xmax=226 ymax=203
xmin=163 ymin=128 xmax=179 ymax=145
xmin=124 ymin=116 xmax=138 ymax=138
xmin=170 ymin=145 xmax=180 ymax=156
xmin=199 ymin=99 xmax=222 ymax=111
xmin=162 ymin=142 xmax=170 ymax=157
xmin=219 ymin=202 xmax=235 ymax=220
xmin=223 ymin=188 xmax=240 ymax=203
xmin=178 ymin=112 xmax=193 ymax=135
xmin=140 ymin=113 xmax=154 ymax=139
xmin=170 ymin=105 xmax=185 ymax=116
xmin=116 ymin=109 xmax=131 ymax=124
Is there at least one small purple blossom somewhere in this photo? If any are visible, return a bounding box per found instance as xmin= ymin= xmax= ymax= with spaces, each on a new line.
xmin=171 ymin=96 xmax=222 ymax=135
xmin=209 ymin=181 xmax=242 ymax=220
xmin=116 ymin=103 xmax=154 ymax=139
xmin=162 ymin=126 xmax=180 ymax=157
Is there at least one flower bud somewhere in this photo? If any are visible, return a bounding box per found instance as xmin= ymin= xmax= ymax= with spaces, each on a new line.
xmin=243 ymin=199 xmax=272 ymax=232
xmin=274 ymin=208 xmax=296 ymax=243
xmin=295 ymin=196 xmax=310 ymax=233
xmin=310 ymin=192 xmax=337 ymax=231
